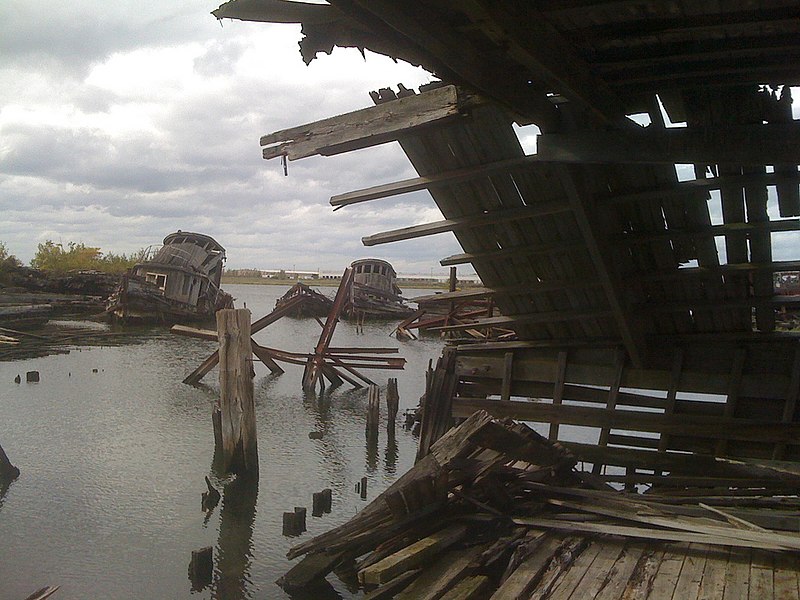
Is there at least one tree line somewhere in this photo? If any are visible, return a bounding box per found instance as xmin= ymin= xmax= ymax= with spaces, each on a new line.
xmin=1 ymin=240 xmax=148 ymax=277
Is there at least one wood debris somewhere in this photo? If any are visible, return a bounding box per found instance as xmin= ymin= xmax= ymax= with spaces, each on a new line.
xmin=278 ymin=410 xmax=800 ymax=598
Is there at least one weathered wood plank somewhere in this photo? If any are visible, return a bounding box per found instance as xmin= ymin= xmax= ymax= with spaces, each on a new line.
xmin=547 ymin=541 xmax=605 ymax=599
xmin=452 ymin=397 xmax=800 ymax=444
xmin=260 ymin=85 xmax=464 ymax=160
xmin=537 ymin=122 xmax=800 ymax=165
xmin=697 ymin=547 xmax=731 ymax=600
xmin=649 ymin=543 xmax=689 ymax=600
xmin=358 ymin=523 xmax=468 ymax=586
xmin=489 ymin=534 xmax=565 ymax=600
xmin=594 ymin=543 xmax=646 ymax=600
xmin=362 ymin=202 xmax=570 ymax=246
xmin=395 ymin=544 xmax=486 ymax=600
xmin=565 ymin=540 xmax=625 ymax=599
xmin=672 ymin=543 xmax=708 ymax=600
xmin=723 ymin=547 xmax=751 ymax=600
xmin=750 ymin=549 xmax=775 ymax=600
xmin=438 ymin=575 xmax=491 ymax=600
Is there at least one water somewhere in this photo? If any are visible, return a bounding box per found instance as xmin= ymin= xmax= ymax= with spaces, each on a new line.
xmin=0 ymin=284 xmax=445 ymax=600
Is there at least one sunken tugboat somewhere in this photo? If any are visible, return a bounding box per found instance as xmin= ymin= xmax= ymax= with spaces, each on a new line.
xmin=106 ymin=231 xmax=233 ymax=323
xmin=346 ymin=258 xmax=415 ymax=318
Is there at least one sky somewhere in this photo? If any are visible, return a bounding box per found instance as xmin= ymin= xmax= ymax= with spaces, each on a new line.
xmin=0 ymin=2 xmax=797 ymax=277
xmin=0 ymin=0 xmax=474 ymax=276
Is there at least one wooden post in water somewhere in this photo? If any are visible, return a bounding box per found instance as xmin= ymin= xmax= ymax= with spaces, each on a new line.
xmin=386 ymin=378 xmax=399 ymax=434
xmin=217 ymin=308 xmax=258 ymax=475
xmin=366 ymin=384 xmax=380 ymax=437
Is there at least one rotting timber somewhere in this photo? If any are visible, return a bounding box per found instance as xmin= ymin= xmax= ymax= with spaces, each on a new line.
xmin=214 ymin=1 xmax=800 ymax=597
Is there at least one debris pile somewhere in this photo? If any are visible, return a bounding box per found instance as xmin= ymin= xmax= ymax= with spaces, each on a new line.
xmin=278 ymin=410 xmax=800 ymax=598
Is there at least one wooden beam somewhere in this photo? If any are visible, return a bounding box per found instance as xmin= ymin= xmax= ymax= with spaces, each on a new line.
xmin=601 ymin=171 xmax=800 ymax=206
xmin=440 ymin=240 xmax=585 ymax=266
xmin=362 ymin=202 xmax=570 ymax=246
xmin=260 ymin=85 xmax=468 ymax=160
xmin=630 ymin=260 xmax=800 ymax=283
xmin=330 ymin=154 xmax=542 ymax=209
xmin=434 ymin=308 xmax=614 ymax=331
xmin=537 ymin=123 xmax=800 ymax=165
xmin=613 ymin=219 xmax=800 ymax=245
xmin=556 ymin=164 xmax=645 ymax=367
xmin=450 ymin=398 xmax=800 ymax=444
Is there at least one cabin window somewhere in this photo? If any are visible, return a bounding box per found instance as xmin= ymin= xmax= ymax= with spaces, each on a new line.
xmin=146 ymin=272 xmax=167 ymax=290
xmin=365 ymin=265 xmax=372 ymax=274
xmin=356 ymin=265 xmax=362 ymax=273
xmin=380 ymin=265 xmax=387 ymax=275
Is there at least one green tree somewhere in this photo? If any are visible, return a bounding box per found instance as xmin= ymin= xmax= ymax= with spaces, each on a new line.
xmin=31 ymin=240 xmax=145 ymax=274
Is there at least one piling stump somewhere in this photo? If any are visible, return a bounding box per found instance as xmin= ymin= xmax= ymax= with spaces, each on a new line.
xmin=217 ymin=309 xmax=258 ymax=475
xmin=188 ymin=546 xmax=213 ymax=590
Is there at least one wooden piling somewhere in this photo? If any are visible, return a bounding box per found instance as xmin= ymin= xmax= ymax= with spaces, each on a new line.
xmin=217 ymin=308 xmax=258 ymax=475
xmin=367 ymin=384 xmax=380 ymax=436
xmin=386 ymin=378 xmax=399 ymax=432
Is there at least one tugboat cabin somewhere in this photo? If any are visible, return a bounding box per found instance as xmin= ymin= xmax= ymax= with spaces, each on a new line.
xmin=351 ymin=258 xmax=401 ymax=297
xmin=132 ymin=231 xmax=226 ymax=309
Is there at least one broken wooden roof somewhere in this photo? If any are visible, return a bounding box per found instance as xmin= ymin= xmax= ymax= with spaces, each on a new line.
xmin=213 ymin=1 xmax=800 ymax=375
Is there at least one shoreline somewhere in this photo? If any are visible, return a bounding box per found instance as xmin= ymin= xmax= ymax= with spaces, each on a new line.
xmin=221 ymin=276 xmax=466 ymax=290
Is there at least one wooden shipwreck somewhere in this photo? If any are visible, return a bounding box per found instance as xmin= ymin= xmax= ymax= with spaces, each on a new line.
xmin=213 ymin=1 xmax=800 ymax=597
xmin=347 ymin=258 xmax=415 ymax=319
xmin=106 ymin=231 xmax=232 ymax=323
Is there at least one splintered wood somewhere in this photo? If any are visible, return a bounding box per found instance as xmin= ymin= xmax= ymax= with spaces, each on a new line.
xmin=278 ymin=410 xmax=800 ymax=598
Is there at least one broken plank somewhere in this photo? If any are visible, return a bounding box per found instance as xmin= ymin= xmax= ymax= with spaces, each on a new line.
xmin=358 ymin=523 xmax=468 ymax=586
xmin=261 ymin=85 xmax=464 ymax=160
xmin=489 ymin=534 xmax=564 ymax=600
xmin=438 ymin=575 xmax=491 ymax=600
xmin=512 ymin=518 xmax=793 ymax=550
xmin=396 ymin=544 xmax=487 ymax=600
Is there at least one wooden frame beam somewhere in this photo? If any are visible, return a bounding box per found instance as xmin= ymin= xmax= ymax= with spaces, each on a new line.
xmin=630 ymin=260 xmax=800 ymax=283
xmin=613 ymin=219 xmax=800 ymax=245
xmin=538 ymin=123 xmax=800 ymax=165
xmin=556 ymin=164 xmax=645 ymax=367
xmin=440 ymin=240 xmax=585 ymax=267
xmin=602 ymin=171 xmax=800 ymax=206
xmin=362 ymin=202 xmax=570 ymax=246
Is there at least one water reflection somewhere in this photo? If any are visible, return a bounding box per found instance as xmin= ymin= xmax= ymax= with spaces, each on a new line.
xmin=214 ymin=473 xmax=259 ymax=600
xmin=385 ymin=429 xmax=398 ymax=474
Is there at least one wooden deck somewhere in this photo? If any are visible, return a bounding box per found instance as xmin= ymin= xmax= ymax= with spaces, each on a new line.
xmin=528 ymin=538 xmax=798 ymax=600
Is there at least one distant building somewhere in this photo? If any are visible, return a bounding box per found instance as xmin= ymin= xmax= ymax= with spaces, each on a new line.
xmin=260 ymin=269 xmax=319 ymax=280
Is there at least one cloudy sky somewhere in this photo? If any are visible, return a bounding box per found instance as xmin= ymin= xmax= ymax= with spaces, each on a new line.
xmin=1 ymin=2 xmax=797 ymax=276
xmin=0 ymin=0 xmax=475 ymax=275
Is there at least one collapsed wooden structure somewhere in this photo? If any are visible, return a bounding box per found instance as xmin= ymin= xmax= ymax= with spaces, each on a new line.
xmin=278 ymin=411 xmax=800 ymax=598
xmin=175 ymin=268 xmax=406 ymax=390
xmin=211 ymin=1 xmax=800 ymax=595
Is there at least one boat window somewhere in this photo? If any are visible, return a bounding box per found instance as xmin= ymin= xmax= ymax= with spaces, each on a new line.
xmin=145 ymin=272 xmax=168 ymax=290
xmin=356 ymin=265 xmax=362 ymax=273
xmin=381 ymin=265 xmax=387 ymax=275
xmin=365 ymin=265 xmax=372 ymax=274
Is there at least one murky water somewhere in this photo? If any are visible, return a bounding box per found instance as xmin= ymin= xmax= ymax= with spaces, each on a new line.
xmin=0 ymin=284 xmax=445 ymax=600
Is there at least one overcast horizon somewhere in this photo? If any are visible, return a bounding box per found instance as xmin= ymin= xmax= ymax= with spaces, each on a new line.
xmin=0 ymin=0 xmax=486 ymax=278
